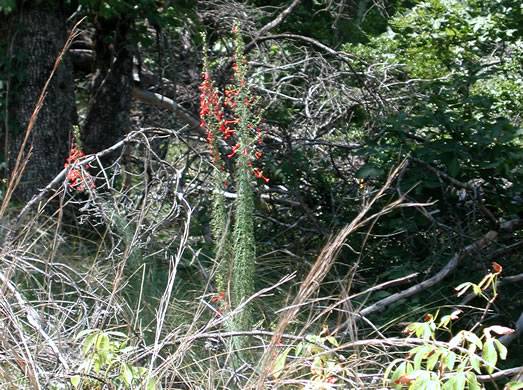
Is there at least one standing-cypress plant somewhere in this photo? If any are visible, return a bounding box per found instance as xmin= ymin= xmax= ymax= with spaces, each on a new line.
xmin=199 ymin=37 xmax=231 ymax=294
xmin=199 ymin=23 xmax=268 ymax=351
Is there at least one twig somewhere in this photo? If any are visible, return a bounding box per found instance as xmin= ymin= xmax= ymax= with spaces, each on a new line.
xmin=255 ymin=0 xmax=302 ymax=38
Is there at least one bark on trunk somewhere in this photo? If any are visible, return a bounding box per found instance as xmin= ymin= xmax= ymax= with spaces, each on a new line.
xmin=82 ymin=14 xmax=133 ymax=162
xmin=5 ymin=1 xmax=77 ymax=201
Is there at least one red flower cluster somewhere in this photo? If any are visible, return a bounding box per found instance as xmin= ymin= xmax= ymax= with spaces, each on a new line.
xmin=199 ymin=71 xmax=225 ymax=163
xmin=64 ymin=146 xmax=95 ymax=193
xmin=198 ymin=47 xmax=269 ymax=183
xmin=211 ymin=290 xmax=225 ymax=303
xmin=210 ymin=291 xmax=230 ymax=316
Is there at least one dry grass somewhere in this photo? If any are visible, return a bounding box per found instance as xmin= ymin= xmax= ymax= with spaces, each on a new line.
xmin=0 ymin=120 xmax=417 ymax=389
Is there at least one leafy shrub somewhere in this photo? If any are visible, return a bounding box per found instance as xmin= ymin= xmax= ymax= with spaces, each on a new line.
xmin=71 ymin=329 xmax=159 ymax=390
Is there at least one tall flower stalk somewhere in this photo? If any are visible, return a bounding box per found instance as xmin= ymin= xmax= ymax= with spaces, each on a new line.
xmin=199 ymin=23 xmax=266 ymax=351
xmin=199 ymin=37 xmax=231 ymax=294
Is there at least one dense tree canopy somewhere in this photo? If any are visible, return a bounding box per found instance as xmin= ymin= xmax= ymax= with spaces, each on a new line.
xmin=0 ymin=0 xmax=521 ymax=389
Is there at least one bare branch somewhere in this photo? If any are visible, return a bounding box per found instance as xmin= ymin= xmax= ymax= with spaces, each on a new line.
xmin=354 ymin=218 xmax=523 ymax=321
xmin=256 ymin=0 xmax=302 ymax=37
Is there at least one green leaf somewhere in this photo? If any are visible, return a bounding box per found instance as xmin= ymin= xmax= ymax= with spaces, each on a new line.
xmin=424 ymin=379 xmax=442 ymax=390
xmin=493 ymin=339 xmax=508 ymax=360
xmin=464 ymin=331 xmax=483 ymax=351
xmin=96 ymin=333 xmax=111 ymax=361
xmin=390 ymin=361 xmax=408 ymax=385
xmin=106 ymin=331 xmax=128 ymax=340
xmin=417 ymin=322 xmax=435 ymax=339
xmin=93 ymin=357 xmax=102 ymax=374
xmin=442 ymin=371 xmax=466 ymax=390
xmin=121 ymin=362 xmax=134 ymax=386
xmin=326 ymin=336 xmax=339 ymax=347
xmin=414 ymin=345 xmax=430 ymax=370
xmin=76 ymin=329 xmax=96 ymax=340
xmin=426 ymin=348 xmax=441 ymax=371
xmin=82 ymin=331 xmax=100 ymax=355
xmin=482 ymin=339 xmax=497 ymax=374
xmin=504 ymin=381 xmax=523 ymax=390
xmin=70 ymin=375 xmax=80 ymax=388
xmin=454 ymin=372 xmax=467 ymax=390
xmin=355 ymin=163 xmax=384 ymax=179
xmin=439 ymin=315 xmax=452 ymax=328
xmin=295 ymin=342 xmax=303 ymax=357
xmin=441 ymin=350 xmax=457 ymax=372
xmin=146 ymin=377 xmax=159 ymax=390
xmin=466 ymin=372 xmax=481 ymax=390
xmin=383 ymin=358 xmax=405 ymax=387
xmin=272 ymin=347 xmax=291 ymax=378
xmin=472 ymin=285 xmax=483 ymax=296
xmin=469 ymin=353 xmax=482 ymax=374
xmin=411 ymin=370 xmax=432 ymax=389
xmin=449 ymin=332 xmax=464 ymax=350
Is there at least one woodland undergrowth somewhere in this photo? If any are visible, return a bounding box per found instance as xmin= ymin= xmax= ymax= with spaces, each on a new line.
xmin=0 ymin=21 xmax=521 ymax=390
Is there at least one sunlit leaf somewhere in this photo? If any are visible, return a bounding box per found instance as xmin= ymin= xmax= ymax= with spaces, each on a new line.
xmin=482 ymin=339 xmax=497 ymax=374
xmin=122 ymin=362 xmax=134 ymax=386
xmin=469 ymin=353 xmax=481 ymax=374
xmin=272 ymin=347 xmax=291 ymax=378
xmin=504 ymin=381 xmax=523 ymax=390
xmin=326 ymin=336 xmax=339 ymax=347
xmin=441 ymin=350 xmax=457 ymax=372
xmin=467 ymin=372 xmax=482 ymax=390
xmin=493 ymin=339 xmax=508 ymax=360
xmin=70 ymin=375 xmax=80 ymax=388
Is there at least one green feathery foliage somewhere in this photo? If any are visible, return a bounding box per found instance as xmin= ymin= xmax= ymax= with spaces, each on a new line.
xmin=211 ymin=169 xmax=231 ymax=294
xmin=199 ymin=24 xmax=265 ymax=353
xmin=229 ymin=25 xmax=259 ymax=339
xmin=199 ymin=36 xmax=232 ymax=294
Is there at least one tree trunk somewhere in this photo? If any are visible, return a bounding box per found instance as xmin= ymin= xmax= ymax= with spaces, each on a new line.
xmin=82 ymin=13 xmax=134 ymax=162
xmin=5 ymin=0 xmax=77 ymax=201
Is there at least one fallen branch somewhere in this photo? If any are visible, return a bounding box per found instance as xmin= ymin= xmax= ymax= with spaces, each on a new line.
xmin=355 ymin=219 xmax=523 ymax=321
xmin=131 ymin=87 xmax=205 ymax=137
xmin=476 ymin=366 xmax=523 ymax=382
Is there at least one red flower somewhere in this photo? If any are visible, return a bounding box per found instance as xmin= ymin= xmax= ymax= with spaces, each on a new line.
xmin=224 ymin=118 xmax=239 ymax=126
xmin=211 ymin=291 xmax=225 ymax=303
xmin=224 ymin=128 xmax=235 ymax=139
xmin=227 ymin=144 xmax=240 ymax=158
xmin=67 ymin=169 xmax=80 ymax=182
xmin=253 ymin=168 xmax=269 ymax=183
